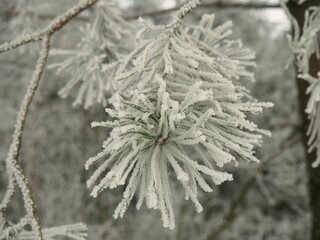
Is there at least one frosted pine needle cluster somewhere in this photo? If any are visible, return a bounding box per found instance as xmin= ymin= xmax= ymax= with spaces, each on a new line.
xmin=285 ymin=5 xmax=320 ymax=167
xmin=86 ymin=0 xmax=272 ymax=229
xmin=288 ymin=6 xmax=320 ymax=74
xmin=50 ymin=0 xmax=135 ymax=108
xmin=300 ymin=73 xmax=320 ymax=167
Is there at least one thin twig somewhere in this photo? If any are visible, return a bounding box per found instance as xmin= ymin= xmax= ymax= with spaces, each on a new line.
xmin=0 ymin=0 xmax=99 ymax=53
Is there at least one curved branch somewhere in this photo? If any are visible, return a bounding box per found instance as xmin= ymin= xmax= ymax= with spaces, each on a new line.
xmin=0 ymin=1 xmax=101 ymax=240
xmin=0 ymin=0 xmax=99 ymax=240
xmin=0 ymin=34 xmax=50 ymax=240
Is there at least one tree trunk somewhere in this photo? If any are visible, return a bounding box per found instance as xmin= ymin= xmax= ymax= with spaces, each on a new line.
xmin=286 ymin=1 xmax=320 ymax=239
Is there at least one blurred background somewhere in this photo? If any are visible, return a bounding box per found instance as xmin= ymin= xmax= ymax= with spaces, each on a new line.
xmin=0 ymin=0 xmax=309 ymax=239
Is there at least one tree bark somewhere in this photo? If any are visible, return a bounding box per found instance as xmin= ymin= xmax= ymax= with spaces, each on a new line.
xmin=286 ymin=1 xmax=320 ymax=239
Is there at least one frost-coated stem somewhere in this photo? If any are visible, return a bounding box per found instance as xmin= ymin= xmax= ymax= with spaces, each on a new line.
xmin=175 ymin=0 xmax=201 ymax=21
xmin=0 ymin=0 xmax=99 ymax=53
xmin=0 ymin=170 xmax=14 ymax=210
xmin=0 ymin=34 xmax=50 ymax=240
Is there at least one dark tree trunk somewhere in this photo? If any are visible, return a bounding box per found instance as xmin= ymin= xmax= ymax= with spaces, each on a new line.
xmin=286 ymin=1 xmax=320 ymax=239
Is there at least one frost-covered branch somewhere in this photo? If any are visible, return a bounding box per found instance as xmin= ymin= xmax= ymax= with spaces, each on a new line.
xmin=0 ymin=0 xmax=99 ymax=53
xmin=0 ymin=34 xmax=50 ymax=240
xmin=0 ymin=1 xmax=102 ymax=239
